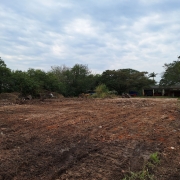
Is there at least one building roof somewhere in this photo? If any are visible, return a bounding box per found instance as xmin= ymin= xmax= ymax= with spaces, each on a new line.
xmin=145 ymin=85 xmax=180 ymax=90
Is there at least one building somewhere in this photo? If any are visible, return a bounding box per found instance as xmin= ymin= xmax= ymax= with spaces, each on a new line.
xmin=143 ymin=85 xmax=180 ymax=97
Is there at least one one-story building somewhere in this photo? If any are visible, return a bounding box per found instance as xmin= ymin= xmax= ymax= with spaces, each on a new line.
xmin=142 ymin=85 xmax=180 ymax=97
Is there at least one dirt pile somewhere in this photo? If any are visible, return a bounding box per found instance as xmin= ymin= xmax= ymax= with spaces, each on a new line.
xmin=0 ymin=93 xmax=20 ymax=105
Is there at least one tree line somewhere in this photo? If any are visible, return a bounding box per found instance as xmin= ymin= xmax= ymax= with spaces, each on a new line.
xmin=1 ymin=56 xmax=179 ymax=97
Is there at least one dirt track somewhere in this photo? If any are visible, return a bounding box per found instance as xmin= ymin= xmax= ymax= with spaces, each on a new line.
xmin=0 ymin=98 xmax=180 ymax=180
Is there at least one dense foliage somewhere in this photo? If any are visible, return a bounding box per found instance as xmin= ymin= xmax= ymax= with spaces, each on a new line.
xmin=0 ymin=57 xmax=156 ymax=97
xmin=0 ymin=57 xmax=11 ymax=93
xmin=160 ymin=59 xmax=180 ymax=86
xmin=100 ymin=69 xmax=154 ymax=94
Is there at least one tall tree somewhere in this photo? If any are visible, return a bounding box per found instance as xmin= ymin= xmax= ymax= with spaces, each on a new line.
xmin=10 ymin=70 xmax=39 ymax=95
xmin=101 ymin=68 xmax=154 ymax=94
xmin=160 ymin=58 xmax=180 ymax=86
xmin=50 ymin=64 xmax=97 ymax=96
xmin=148 ymin=72 xmax=158 ymax=81
xmin=0 ymin=57 xmax=6 ymax=67
xmin=0 ymin=57 xmax=11 ymax=93
xmin=50 ymin=65 xmax=73 ymax=96
xmin=70 ymin=64 xmax=91 ymax=95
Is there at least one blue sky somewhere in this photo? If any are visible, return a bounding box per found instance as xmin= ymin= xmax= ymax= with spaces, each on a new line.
xmin=1 ymin=0 xmax=180 ymax=82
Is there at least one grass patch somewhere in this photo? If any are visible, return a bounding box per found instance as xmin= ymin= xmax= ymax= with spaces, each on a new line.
xmin=123 ymin=152 xmax=160 ymax=180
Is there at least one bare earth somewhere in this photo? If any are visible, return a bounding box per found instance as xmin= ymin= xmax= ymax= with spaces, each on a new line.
xmin=0 ymin=98 xmax=180 ymax=180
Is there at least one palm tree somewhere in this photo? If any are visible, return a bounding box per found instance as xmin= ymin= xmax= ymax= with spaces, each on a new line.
xmin=149 ymin=72 xmax=157 ymax=81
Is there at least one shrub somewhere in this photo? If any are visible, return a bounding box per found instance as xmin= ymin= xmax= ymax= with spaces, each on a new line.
xmin=94 ymin=84 xmax=109 ymax=98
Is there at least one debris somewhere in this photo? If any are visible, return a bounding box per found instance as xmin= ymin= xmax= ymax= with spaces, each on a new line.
xmin=122 ymin=93 xmax=131 ymax=98
xmin=161 ymin=115 xmax=169 ymax=120
xmin=49 ymin=93 xmax=54 ymax=98
xmin=1 ymin=132 xmax=5 ymax=137
xmin=26 ymin=95 xmax=32 ymax=100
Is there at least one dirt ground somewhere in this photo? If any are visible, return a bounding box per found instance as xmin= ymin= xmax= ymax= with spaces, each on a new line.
xmin=0 ymin=97 xmax=180 ymax=180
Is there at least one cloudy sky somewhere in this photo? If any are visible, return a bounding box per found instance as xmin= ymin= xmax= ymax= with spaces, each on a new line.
xmin=1 ymin=0 xmax=180 ymax=82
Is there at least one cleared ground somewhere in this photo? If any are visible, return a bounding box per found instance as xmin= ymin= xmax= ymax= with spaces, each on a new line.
xmin=0 ymin=98 xmax=180 ymax=180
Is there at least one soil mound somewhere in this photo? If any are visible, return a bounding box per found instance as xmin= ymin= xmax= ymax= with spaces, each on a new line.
xmin=0 ymin=93 xmax=19 ymax=105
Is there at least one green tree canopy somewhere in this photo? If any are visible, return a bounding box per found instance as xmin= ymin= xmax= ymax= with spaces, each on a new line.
xmin=51 ymin=64 xmax=98 ymax=96
xmin=148 ymin=72 xmax=158 ymax=81
xmin=101 ymin=68 xmax=154 ymax=94
xmin=0 ymin=57 xmax=156 ymax=97
xmin=0 ymin=57 xmax=11 ymax=93
xmin=160 ymin=59 xmax=180 ymax=86
xmin=10 ymin=70 xmax=39 ymax=95
xmin=0 ymin=57 xmax=7 ymax=67
xmin=26 ymin=68 xmax=65 ymax=95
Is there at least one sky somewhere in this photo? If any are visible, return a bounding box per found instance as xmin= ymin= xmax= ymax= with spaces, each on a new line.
xmin=1 ymin=0 xmax=180 ymax=82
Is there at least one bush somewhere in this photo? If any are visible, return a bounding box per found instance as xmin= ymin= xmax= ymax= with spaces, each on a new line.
xmin=93 ymin=84 xmax=109 ymax=98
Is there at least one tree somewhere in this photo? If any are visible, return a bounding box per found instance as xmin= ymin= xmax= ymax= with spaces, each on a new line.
xmin=160 ymin=58 xmax=180 ymax=86
xmin=0 ymin=57 xmax=11 ymax=93
xmin=148 ymin=72 xmax=158 ymax=81
xmin=0 ymin=57 xmax=7 ymax=67
xmin=70 ymin=64 xmax=91 ymax=96
xmin=50 ymin=65 xmax=71 ymax=83
xmin=50 ymin=65 xmax=73 ymax=96
xmin=10 ymin=70 xmax=39 ymax=95
xmin=27 ymin=68 xmax=66 ymax=95
xmin=50 ymin=64 xmax=98 ymax=96
xmin=45 ymin=72 xmax=66 ymax=94
xmin=101 ymin=68 xmax=154 ymax=94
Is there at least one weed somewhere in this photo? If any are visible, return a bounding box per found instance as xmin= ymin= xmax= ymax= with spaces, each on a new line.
xmin=149 ymin=152 xmax=160 ymax=165
xmin=123 ymin=170 xmax=154 ymax=180
xmin=122 ymin=152 xmax=160 ymax=180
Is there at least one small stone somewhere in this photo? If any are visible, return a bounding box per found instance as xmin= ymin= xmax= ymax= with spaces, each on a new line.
xmin=1 ymin=132 xmax=5 ymax=137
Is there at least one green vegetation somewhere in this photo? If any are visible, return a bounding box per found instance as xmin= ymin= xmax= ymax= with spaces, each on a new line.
xmin=123 ymin=152 xmax=160 ymax=180
xmin=123 ymin=171 xmax=153 ymax=180
xmin=0 ymin=57 xmax=156 ymax=97
xmin=0 ymin=58 xmax=180 ymax=98
xmin=2 ymin=56 xmax=180 ymax=97
xmin=149 ymin=152 xmax=160 ymax=165
xmin=148 ymin=72 xmax=157 ymax=81
xmin=101 ymin=69 xmax=154 ymax=95
xmin=93 ymin=84 xmax=109 ymax=98
xmin=160 ymin=57 xmax=180 ymax=86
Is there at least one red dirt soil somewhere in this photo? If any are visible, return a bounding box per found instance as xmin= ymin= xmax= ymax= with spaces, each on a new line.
xmin=0 ymin=98 xmax=180 ymax=180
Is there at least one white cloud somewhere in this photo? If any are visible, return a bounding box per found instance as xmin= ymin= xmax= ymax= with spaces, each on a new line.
xmin=51 ymin=44 xmax=67 ymax=57
xmin=0 ymin=0 xmax=180 ymax=83
xmin=64 ymin=18 xmax=98 ymax=37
